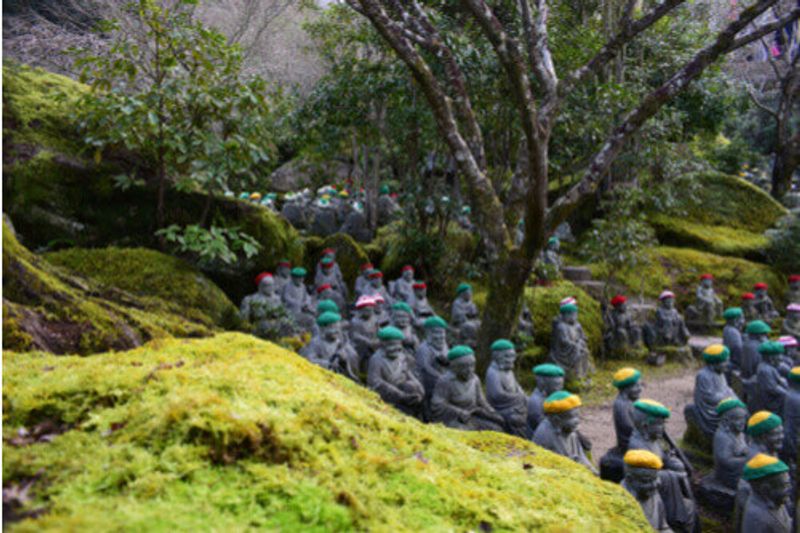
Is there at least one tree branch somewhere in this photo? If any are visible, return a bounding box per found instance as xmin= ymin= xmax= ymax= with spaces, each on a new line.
xmin=729 ymin=8 xmax=800 ymax=52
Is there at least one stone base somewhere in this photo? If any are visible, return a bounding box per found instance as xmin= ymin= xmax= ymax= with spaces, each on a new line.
xmin=599 ymin=447 xmax=624 ymax=484
xmin=698 ymin=478 xmax=736 ymax=514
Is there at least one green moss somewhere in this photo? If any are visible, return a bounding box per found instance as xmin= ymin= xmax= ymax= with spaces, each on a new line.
xmin=650 ymin=215 xmax=769 ymax=258
xmin=3 ymin=333 xmax=649 ymax=531
xmin=44 ymin=247 xmax=240 ymax=329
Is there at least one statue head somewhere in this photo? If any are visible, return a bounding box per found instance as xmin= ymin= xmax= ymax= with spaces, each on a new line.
xmin=533 ymin=364 xmax=565 ymax=394
xmin=632 ymin=399 xmax=671 ymax=441
xmin=317 ymin=312 xmax=342 ymax=343
xmin=610 ymin=295 xmax=628 ymax=314
xmin=547 ymin=236 xmax=560 ymax=252
xmin=424 ymin=316 xmax=448 ymax=350
xmin=456 ymin=283 xmax=472 ymax=302
xmin=391 ymin=303 xmax=413 ymax=328
xmin=413 ymin=281 xmax=427 ymax=299
xmin=256 ymin=273 xmax=276 ymax=297
xmin=753 ymin=282 xmax=768 ymax=298
xmin=787 ymin=304 xmax=800 ymax=323
xmin=702 ymin=344 xmax=730 ymax=374
xmin=316 ymin=284 xmax=333 ymax=301
xmin=291 ymin=267 xmax=307 ymax=287
xmin=543 ymin=391 xmax=581 ymax=436
xmin=560 ymin=303 xmax=578 ymax=325
xmin=401 ymin=265 xmax=414 ymax=281
xmin=368 ymin=270 xmax=384 ymax=288
xmin=717 ymin=398 xmax=748 ymax=435
xmin=448 ymin=345 xmax=476 ymax=382
xmin=790 ymin=275 xmax=800 ymax=291
xmin=355 ymin=296 xmax=376 ymax=320
xmin=747 ymin=411 xmax=784 ymax=455
xmin=746 ymin=320 xmax=771 ymax=342
xmin=723 ymin=307 xmax=745 ymax=330
xmin=490 ymin=339 xmax=516 ymax=371
xmin=360 ymin=262 xmax=374 ymax=278
xmin=759 ymin=341 xmax=785 ymax=368
xmin=322 ymin=247 xmax=337 ymax=261
xmin=623 ymin=450 xmax=662 ymax=501
xmin=276 ymin=260 xmax=291 ymax=278
xmin=658 ymin=291 xmax=675 ymax=310
xmin=699 ymin=273 xmax=714 ymax=289
xmin=743 ymin=454 xmax=790 ymax=508
xmin=613 ymin=367 xmax=642 ymax=401
xmin=378 ymin=326 xmax=405 ymax=360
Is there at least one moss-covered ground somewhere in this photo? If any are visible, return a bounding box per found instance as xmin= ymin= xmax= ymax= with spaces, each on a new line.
xmin=3 ymin=333 xmax=650 ymax=531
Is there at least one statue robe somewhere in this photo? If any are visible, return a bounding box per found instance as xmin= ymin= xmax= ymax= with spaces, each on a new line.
xmin=367 ymin=350 xmax=424 ymax=417
xmin=754 ymin=294 xmax=780 ymax=322
xmin=533 ymin=418 xmax=596 ymax=474
xmin=392 ymin=277 xmax=415 ymax=304
xmin=355 ymin=273 xmax=371 ymax=298
xmin=782 ymin=317 xmax=800 ymax=339
xmin=451 ymin=298 xmax=481 ymax=343
xmin=349 ymin=315 xmax=380 ymax=368
xmin=712 ymin=427 xmax=749 ymax=491
xmin=613 ymin=394 xmax=636 ymax=451
xmin=695 ymin=286 xmax=722 ymax=321
xmin=691 ymin=367 xmax=737 ymax=438
xmin=281 ymin=283 xmax=314 ymax=330
xmin=653 ymin=307 xmax=690 ymax=347
xmin=741 ymin=492 xmax=792 ymax=533
xmin=724 ymin=325 xmax=745 ymax=373
xmin=415 ymin=341 xmax=449 ymax=419
xmin=485 ymin=363 xmax=527 ymax=437
xmin=621 ymin=480 xmax=673 ymax=533
xmin=300 ymin=336 xmax=360 ymax=382
xmin=782 ymin=388 xmax=800 ymax=466
xmin=741 ymin=336 xmax=764 ymax=380
xmin=430 ymin=372 xmax=503 ymax=432
xmin=315 ymin=268 xmax=348 ymax=304
xmin=756 ymin=363 xmax=789 ymax=414
xmin=526 ymin=389 xmax=547 ymax=437
xmin=548 ymin=320 xmax=590 ymax=379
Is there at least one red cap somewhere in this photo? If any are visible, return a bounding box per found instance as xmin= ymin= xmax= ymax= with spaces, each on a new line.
xmin=390 ymin=193 xmax=398 ymax=199
xmin=789 ymin=275 xmax=800 ymax=283
xmin=278 ymin=260 xmax=291 ymax=268
xmin=610 ymin=295 xmax=627 ymax=307
xmin=402 ymin=265 xmax=414 ymax=272
xmin=753 ymin=282 xmax=768 ymax=290
xmin=322 ymin=248 xmax=335 ymax=255
xmin=742 ymin=292 xmax=755 ymax=300
xmin=316 ymin=284 xmax=332 ymax=294
xmin=368 ymin=270 xmax=383 ymax=279
xmin=255 ymin=272 xmax=273 ymax=285
xmin=360 ymin=263 xmax=374 ymax=272
xmin=413 ymin=281 xmax=427 ymax=290
xmin=700 ymin=273 xmax=713 ymax=280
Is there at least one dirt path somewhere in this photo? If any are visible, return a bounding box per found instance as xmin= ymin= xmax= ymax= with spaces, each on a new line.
xmin=580 ymin=367 xmax=698 ymax=460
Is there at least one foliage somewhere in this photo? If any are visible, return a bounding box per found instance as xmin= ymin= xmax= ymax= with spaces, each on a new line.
xmin=766 ymin=213 xmax=800 ymax=274
xmin=3 ymin=333 xmax=649 ymax=531
xmin=156 ymin=224 xmax=260 ymax=266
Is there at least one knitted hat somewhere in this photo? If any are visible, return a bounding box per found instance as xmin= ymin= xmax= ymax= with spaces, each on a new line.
xmin=747 ymin=411 xmax=783 ymax=437
xmin=623 ymin=449 xmax=663 ymax=470
xmin=456 ymin=282 xmax=472 ymax=295
xmin=424 ymin=316 xmax=448 ymax=329
xmin=746 ymin=320 xmax=771 ymax=335
xmin=360 ymin=263 xmax=374 ymax=272
xmin=703 ymin=344 xmax=730 ymax=364
xmin=634 ymin=399 xmax=671 ymax=419
xmin=413 ymin=281 xmax=427 ymax=290
xmin=355 ymin=295 xmax=376 ymax=309
xmin=612 ymin=367 xmax=641 ymax=389
xmin=543 ymin=391 xmax=582 ymax=413
xmin=372 ymin=294 xmax=385 ymax=304
xmin=533 ymin=364 xmax=565 ymax=377
xmin=742 ymin=292 xmax=755 ymax=301
xmin=742 ymin=454 xmax=789 ymax=481
xmin=461 ymin=206 xmax=471 ymax=215
xmin=255 ymin=272 xmax=273 ymax=285
xmin=250 ymin=192 xmax=262 ymax=200
xmin=560 ymin=303 xmax=578 ymax=314
xmin=610 ymin=295 xmax=627 ymax=307
xmin=789 ymin=275 xmax=800 ymax=283
xmin=322 ymin=248 xmax=335 ymax=256
xmin=788 ymin=367 xmax=800 ymax=383
xmin=758 ymin=341 xmax=785 ymax=357
xmin=380 ymin=185 xmax=390 ymax=194
xmin=402 ymin=265 xmax=414 ymax=272
xmin=317 ymin=300 xmax=340 ymax=315
xmin=448 ymin=345 xmax=474 ymax=361
xmin=658 ymin=290 xmax=675 ymax=300
xmin=291 ymin=267 xmax=307 ymax=277
xmin=316 ymin=284 xmax=332 ymax=294
xmin=788 ymin=304 xmax=800 ymax=313
xmin=722 ymin=307 xmax=743 ymax=320
xmin=316 ymin=311 xmax=341 ymax=327
xmin=367 ymin=269 xmax=383 ymax=279
xmin=778 ymin=336 xmax=798 ymax=348
xmin=391 ymin=302 xmax=413 ymax=315
xmin=560 ymin=297 xmax=577 ymax=307
xmin=548 ymin=236 xmax=559 ymax=245
xmin=700 ymin=273 xmax=714 ymax=280
xmin=490 ymin=339 xmax=515 ymax=352
xmin=278 ymin=259 xmax=291 ymax=268
xmin=378 ymin=326 xmax=405 ymax=341
xmin=716 ymin=397 xmax=746 ymax=415
xmin=753 ymin=282 xmax=768 ymax=291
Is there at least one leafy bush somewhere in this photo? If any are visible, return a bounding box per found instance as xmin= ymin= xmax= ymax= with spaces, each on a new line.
xmin=766 ymin=214 xmax=800 ymax=274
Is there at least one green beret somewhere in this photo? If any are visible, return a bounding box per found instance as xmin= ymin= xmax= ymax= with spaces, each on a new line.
xmin=612 ymin=367 xmax=641 ymax=389
xmin=702 ymin=344 xmax=730 ymax=364
xmin=378 ymin=326 xmax=405 ymax=341
xmin=742 ymin=454 xmax=789 ymax=481
xmin=548 ymin=236 xmax=559 ymax=245
xmin=746 ymin=320 xmax=771 ymax=335
xmin=490 ymin=339 xmax=515 ymax=352
xmin=291 ymin=267 xmax=307 ymax=277
xmin=380 ymin=184 xmax=390 ymax=195
xmin=747 ymin=411 xmax=783 ymax=437
xmin=391 ymin=302 xmax=413 ymax=315
xmin=423 ymin=316 xmax=448 ymax=329
xmin=722 ymin=307 xmax=743 ymax=320
xmin=316 ymin=299 xmax=340 ymax=315
xmin=533 ymin=364 xmax=565 ymax=377
xmin=316 ymin=311 xmax=341 ymax=327
xmin=448 ymin=345 xmax=474 ymax=360
xmin=758 ymin=341 xmax=785 ymax=357
xmin=716 ymin=397 xmax=746 ymax=415
xmin=456 ymin=282 xmax=472 ymax=295
xmin=321 ymin=256 xmax=334 ymax=265
xmin=634 ymin=399 xmax=671 ymax=419
xmin=560 ymin=303 xmax=578 ymax=314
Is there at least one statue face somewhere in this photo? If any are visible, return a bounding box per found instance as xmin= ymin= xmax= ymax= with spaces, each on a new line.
xmin=761 ymin=426 xmax=785 ymax=454
xmin=277 ymin=266 xmax=290 ymax=277
xmin=624 ymin=382 xmax=643 ymax=401
xmin=643 ymin=418 xmax=665 ymax=441
xmin=541 ymin=376 xmax=564 ymax=395
xmin=617 ymin=302 xmax=628 ymax=313
xmin=459 ymin=290 xmax=472 ymax=302
xmin=553 ymin=409 xmax=579 ymax=435
xmin=548 ymin=241 xmax=560 ymax=252
xmin=370 ymin=278 xmax=382 ymax=288
xmin=753 ymin=472 xmax=790 ymax=507
xmin=414 ymin=288 xmax=426 ymax=299
xmin=752 ymin=333 xmax=768 ymax=343
xmin=258 ymin=278 xmax=276 ymax=296
xmin=451 ymin=355 xmax=475 ymax=381
xmin=322 ymin=323 xmax=341 ymax=342
xmin=733 ymin=316 xmax=746 ymax=330
xmin=788 ymin=311 xmax=800 ymax=322
xmin=384 ymin=339 xmax=404 ymax=359
xmin=393 ymin=312 xmax=410 ymax=328
xmin=755 ymin=288 xmax=767 ymax=298
xmin=710 ymin=360 xmax=729 ymax=374
xmin=359 ymin=306 xmax=374 ymax=320
xmin=701 ymin=279 xmax=713 ymax=289
xmin=492 ymin=349 xmax=516 ymax=371
xmin=292 ymin=276 xmax=303 ymax=286
xmin=626 ymin=467 xmax=659 ymax=500
xmin=563 ymin=311 xmax=578 ymax=325
xmin=724 ymin=407 xmax=747 ymax=434
xmin=661 ymin=298 xmax=675 ymax=310
xmin=427 ymin=328 xmax=446 ymax=349
xmin=402 ymin=270 xmax=413 ymax=281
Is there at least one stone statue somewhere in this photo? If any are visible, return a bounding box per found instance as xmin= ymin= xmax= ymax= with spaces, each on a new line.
xmin=787 ymin=275 xmax=800 ymax=306
xmin=450 ymin=283 xmax=481 ymax=348
xmin=781 ymin=367 xmax=800 ymax=468
xmin=300 ymin=311 xmax=359 ymax=382
xmin=484 ymin=339 xmax=528 ymax=437
xmin=516 ymin=304 xmax=535 ymax=340
xmin=390 ymin=302 xmax=420 ymax=360
xmin=686 ymin=273 xmax=723 ymax=326
xmin=349 ymin=296 xmax=380 ymax=370
xmin=310 ymin=199 xmax=339 ymax=236
xmin=755 ymin=341 xmax=789 ymax=414
xmin=362 ymin=270 xmax=393 ymax=325
xmin=411 ymin=281 xmax=435 ymax=327
xmin=739 ymin=454 xmax=792 ymax=533
xmin=281 ymin=194 xmax=308 ymax=229
xmin=604 ymin=295 xmax=643 ymax=356
xmin=742 ymin=320 xmax=772 ymax=381
xmin=782 ymin=304 xmax=800 ymax=339
xmin=367 ymin=326 xmax=425 ymax=417
xmin=622 ymin=450 xmax=672 ymax=532
xmin=600 ymin=367 xmax=643 ymax=483
xmin=548 ymin=303 xmax=591 ymax=382
xmin=643 ymin=291 xmax=690 ymax=355
xmin=539 ymin=236 xmax=563 ymax=278
xmin=281 ymin=267 xmax=315 ymax=332
xmin=741 ymin=292 xmax=758 ymax=322
xmin=355 ymin=262 xmax=374 ymax=297
xmin=533 ymin=391 xmax=597 ymax=475
xmin=315 ymin=254 xmax=348 ymax=303
xmin=340 ymin=206 xmax=372 ymax=243
xmin=629 ymin=399 xmax=697 ymax=532
xmin=753 ymin=282 xmax=780 ymax=322
xmin=391 ymin=265 xmax=416 ymax=304
xmin=415 ymin=316 xmax=450 ymax=418
xmin=778 ymin=336 xmax=798 ymax=369
xmin=684 ymin=344 xmax=737 ymax=443
xmin=723 ymin=307 xmax=746 ymax=376
xmin=240 ymin=272 xmax=296 ymax=339
xmin=275 ymin=260 xmax=292 ymax=292
xmin=315 ymin=284 xmax=346 ymax=320
xmin=526 ymin=364 xmax=565 ymax=437
xmin=377 ymin=186 xmax=400 ymax=226
xmin=707 ymin=398 xmax=749 ymax=496
xmin=429 ymin=345 xmax=505 ymax=432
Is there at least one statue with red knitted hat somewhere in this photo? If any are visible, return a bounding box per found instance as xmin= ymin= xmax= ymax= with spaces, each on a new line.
xmin=604 ymin=294 xmax=642 ymax=357
xmin=411 ymin=281 xmax=435 ymax=327
xmin=315 ymin=249 xmax=348 ymax=303
xmin=741 ymin=292 xmax=758 ymax=322
xmin=390 ymin=265 xmax=416 ymax=304
xmin=686 ymin=273 xmax=723 ymax=328
xmin=753 ymin=282 xmax=779 ymax=322
xmin=787 ymin=275 xmax=800 ymax=306
xmin=240 ymin=272 xmax=297 ymax=339
xmin=354 ymin=262 xmax=374 ymax=297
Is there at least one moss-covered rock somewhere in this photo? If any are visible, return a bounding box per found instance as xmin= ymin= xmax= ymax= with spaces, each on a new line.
xmin=44 ymin=247 xmax=240 ymax=329
xmin=649 ymin=215 xmax=769 ymax=259
xmin=3 ymin=333 xmax=649 ymax=531
xmin=2 ymin=223 xmax=224 ymax=354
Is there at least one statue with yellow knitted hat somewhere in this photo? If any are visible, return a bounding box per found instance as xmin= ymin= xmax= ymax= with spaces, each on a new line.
xmin=738 ymin=454 xmax=792 ymax=533
xmin=367 ymin=326 xmax=425 ymax=417
xmin=622 ymin=450 xmax=672 ymax=532
xmin=532 ymin=391 xmax=597 ymax=475
xmin=526 ymin=364 xmax=565 ymax=437
xmin=684 ymin=344 xmax=738 ymax=446
xmin=600 ymin=367 xmax=643 ymax=482
xmin=548 ymin=302 xmax=591 ymax=382
xmin=699 ymin=397 xmax=749 ymax=512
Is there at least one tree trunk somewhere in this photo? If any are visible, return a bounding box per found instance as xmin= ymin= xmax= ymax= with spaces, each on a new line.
xmin=771 ymin=143 xmax=798 ymax=200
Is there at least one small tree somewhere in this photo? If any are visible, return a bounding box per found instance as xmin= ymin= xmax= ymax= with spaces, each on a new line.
xmin=76 ymin=0 xmax=274 ymax=263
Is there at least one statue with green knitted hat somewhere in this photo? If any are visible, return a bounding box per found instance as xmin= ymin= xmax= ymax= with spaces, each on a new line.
xmin=451 ymin=283 xmax=481 ymax=348
xmin=741 ymin=319 xmax=772 ymax=381
xmin=281 ymin=267 xmax=315 ymax=332
xmin=781 ymin=367 xmax=800 ymax=473
xmin=537 ymin=235 xmax=562 ymax=279
xmin=684 ymin=344 xmax=738 ymax=445
xmin=699 ymin=397 xmax=749 ymax=512
xmin=526 ymin=364 xmax=565 ymax=437
xmin=485 ymin=339 xmax=528 ymax=437
xmin=532 ymin=391 xmax=597 ymax=475
xmin=314 ymin=251 xmax=348 ymax=304
xmin=599 ymin=367 xmax=643 ymax=483
xmin=415 ymin=316 xmax=450 ymax=418
xmin=723 ymin=307 xmax=746 ymax=376
xmin=300 ymin=311 xmax=359 ymax=382
xmin=739 ymin=454 xmax=792 ymax=533
xmin=367 ymin=326 xmax=425 ymax=417
xmin=755 ymin=341 xmax=789 ymax=414
xmin=548 ymin=302 xmax=591 ymax=382
xmin=390 ymin=301 xmax=420 ymax=359
xmin=429 ymin=345 xmax=504 ymax=431
xmin=622 ymin=450 xmax=672 ymax=532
